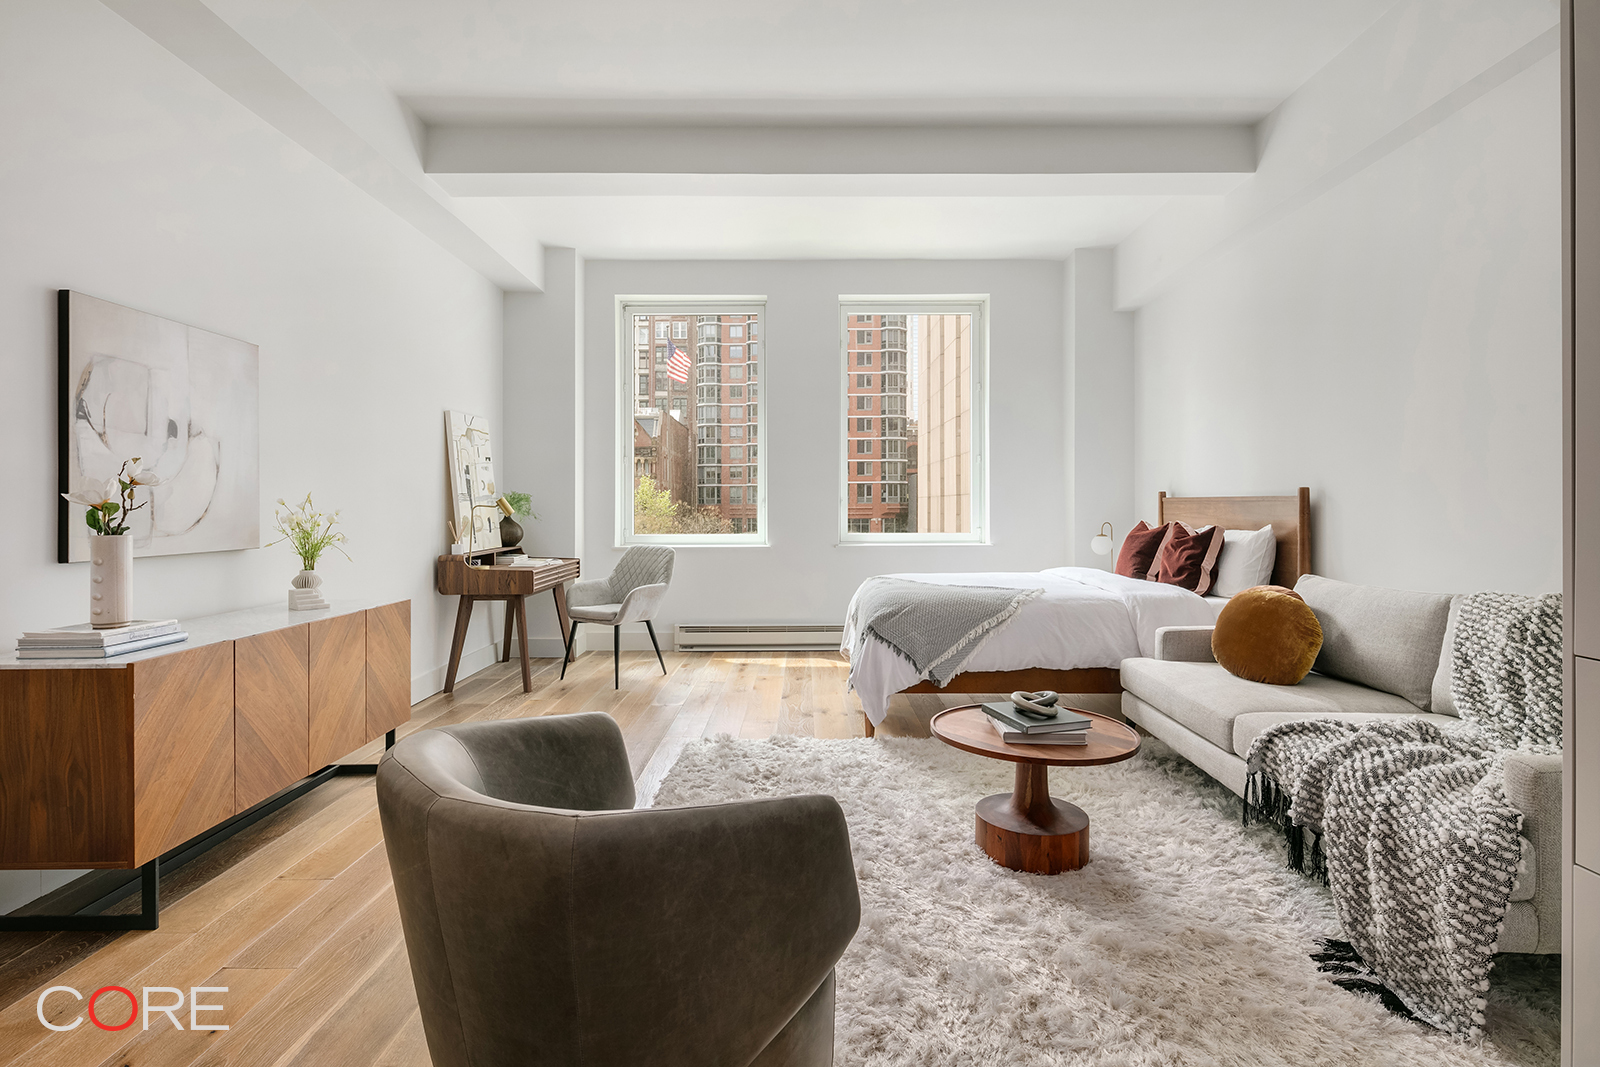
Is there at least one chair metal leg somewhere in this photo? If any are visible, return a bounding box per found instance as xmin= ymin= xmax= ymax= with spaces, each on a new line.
xmin=645 ymin=620 xmax=666 ymax=674
xmin=613 ymin=626 xmax=621 ymax=689
xmin=560 ymin=620 xmax=579 ymax=680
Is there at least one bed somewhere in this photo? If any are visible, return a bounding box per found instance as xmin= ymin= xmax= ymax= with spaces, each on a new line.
xmin=843 ymin=489 xmax=1312 ymax=735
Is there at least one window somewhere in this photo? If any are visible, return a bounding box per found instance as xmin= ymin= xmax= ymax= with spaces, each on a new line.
xmin=623 ymin=304 xmax=766 ymax=542
xmin=839 ymin=299 xmax=987 ymax=543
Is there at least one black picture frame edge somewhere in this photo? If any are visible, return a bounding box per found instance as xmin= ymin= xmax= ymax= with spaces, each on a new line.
xmin=57 ymin=288 xmax=70 ymax=565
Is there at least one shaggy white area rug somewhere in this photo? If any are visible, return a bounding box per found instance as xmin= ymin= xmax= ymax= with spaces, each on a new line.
xmin=649 ymin=735 xmax=1559 ymax=1067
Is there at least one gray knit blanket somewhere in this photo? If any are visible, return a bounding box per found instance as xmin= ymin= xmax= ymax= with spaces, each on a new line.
xmin=1243 ymin=591 xmax=1562 ymax=1038
xmin=847 ymin=577 xmax=1041 ymax=687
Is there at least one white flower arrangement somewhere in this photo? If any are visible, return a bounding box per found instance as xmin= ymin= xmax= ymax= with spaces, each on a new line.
xmin=61 ymin=457 xmax=162 ymax=536
xmin=267 ymin=493 xmax=352 ymax=571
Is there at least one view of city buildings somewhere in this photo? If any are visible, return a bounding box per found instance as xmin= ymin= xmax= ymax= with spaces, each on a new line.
xmin=631 ymin=312 xmax=760 ymax=533
xmin=843 ymin=311 xmax=974 ymax=534
xmin=844 ymin=314 xmax=912 ymax=533
xmin=915 ymin=313 xmax=973 ymax=534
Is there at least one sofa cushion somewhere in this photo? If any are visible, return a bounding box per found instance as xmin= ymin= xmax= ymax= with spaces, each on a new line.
xmin=1294 ymin=575 xmax=1454 ymax=710
xmin=1120 ymin=658 xmax=1419 ymax=753
xmin=1211 ymin=586 xmax=1322 ymax=685
xmin=1430 ymin=594 xmax=1464 ymax=716
xmin=1231 ymin=709 xmax=1464 ymax=760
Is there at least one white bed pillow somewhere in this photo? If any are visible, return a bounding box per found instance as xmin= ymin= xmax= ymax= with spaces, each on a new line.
xmin=1208 ymin=525 xmax=1278 ymax=598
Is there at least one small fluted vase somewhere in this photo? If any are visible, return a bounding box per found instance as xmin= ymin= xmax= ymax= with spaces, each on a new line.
xmin=288 ymin=568 xmax=330 ymax=611
xmin=89 ymin=533 xmax=133 ymax=629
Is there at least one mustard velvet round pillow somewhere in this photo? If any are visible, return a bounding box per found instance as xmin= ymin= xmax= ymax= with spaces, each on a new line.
xmin=1211 ymin=586 xmax=1323 ymax=686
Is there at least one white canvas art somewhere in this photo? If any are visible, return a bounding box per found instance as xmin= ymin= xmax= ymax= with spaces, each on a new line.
xmin=60 ymin=291 xmax=260 ymax=562
xmin=445 ymin=410 xmax=502 ymax=553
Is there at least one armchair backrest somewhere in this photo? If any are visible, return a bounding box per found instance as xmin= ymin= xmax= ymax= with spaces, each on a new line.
xmin=607 ymin=545 xmax=675 ymax=600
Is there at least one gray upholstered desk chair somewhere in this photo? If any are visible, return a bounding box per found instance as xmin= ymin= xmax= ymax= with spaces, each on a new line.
xmin=562 ymin=544 xmax=675 ymax=688
xmin=376 ymin=713 xmax=860 ymax=1067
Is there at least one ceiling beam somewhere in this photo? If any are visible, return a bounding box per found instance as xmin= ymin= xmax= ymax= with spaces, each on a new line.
xmin=425 ymin=122 xmax=1259 ymax=185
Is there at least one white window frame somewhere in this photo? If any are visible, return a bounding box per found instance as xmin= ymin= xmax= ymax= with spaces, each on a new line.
xmin=617 ymin=297 xmax=768 ymax=547
xmin=837 ymin=296 xmax=990 ymax=545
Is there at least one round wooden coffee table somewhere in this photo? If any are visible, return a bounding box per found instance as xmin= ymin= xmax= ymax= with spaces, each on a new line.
xmin=930 ymin=704 xmax=1140 ymax=874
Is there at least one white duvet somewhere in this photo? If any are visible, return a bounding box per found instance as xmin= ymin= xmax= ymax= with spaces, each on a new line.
xmin=842 ymin=567 xmax=1226 ymax=725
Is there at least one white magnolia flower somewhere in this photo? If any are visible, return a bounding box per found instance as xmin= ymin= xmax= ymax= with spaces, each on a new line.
xmin=122 ymin=458 xmax=162 ymax=487
xmin=62 ymin=479 xmax=119 ymax=509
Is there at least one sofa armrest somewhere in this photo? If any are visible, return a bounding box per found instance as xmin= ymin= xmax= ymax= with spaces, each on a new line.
xmin=1155 ymin=626 xmax=1216 ymax=663
xmin=1502 ymin=751 xmax=1562 ymax=953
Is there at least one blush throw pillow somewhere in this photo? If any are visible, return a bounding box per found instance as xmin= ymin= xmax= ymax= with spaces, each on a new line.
xmin=1154 ymin=523 xmax=1224 ymax=595
xmin=1211 ymin=585 xmax=1323 ymax=685
xmin=1114 ymin=521 xmax=1169 ymax=581
xmin=1209 ymin=525 xmax=1279 ymax=598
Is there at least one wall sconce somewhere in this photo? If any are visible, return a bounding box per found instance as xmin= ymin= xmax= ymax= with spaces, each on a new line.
xmin=1090 ymin=522 xmax=1114 ymax=557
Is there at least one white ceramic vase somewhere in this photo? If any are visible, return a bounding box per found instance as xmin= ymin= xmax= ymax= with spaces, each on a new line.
xmin=287 ymin=568 xmax=330 ymax=611
xmin=89 ymin=532 xmax=133 ymax=629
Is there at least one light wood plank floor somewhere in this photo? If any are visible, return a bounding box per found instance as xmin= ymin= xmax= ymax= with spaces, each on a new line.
xmin=0 ymin=649 xmax=1039 ymax=1067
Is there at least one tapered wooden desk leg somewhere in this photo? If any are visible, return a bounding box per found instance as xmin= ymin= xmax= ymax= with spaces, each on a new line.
xmin=443 ymin=596 xmax=474 ymax=694
xmin=501 ymin=600 xmax=515 ymax=663
xmin=862 ymin=712 xmax=876 ymax=738
xmin=552 ymin=583 xmax=576 ymax=664
xmin=514 ymin=595 xmax=532 ymax=692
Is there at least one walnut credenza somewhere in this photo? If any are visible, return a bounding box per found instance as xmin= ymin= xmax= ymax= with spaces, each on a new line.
xmin=0 ymin=599 xmax=410 ymax=928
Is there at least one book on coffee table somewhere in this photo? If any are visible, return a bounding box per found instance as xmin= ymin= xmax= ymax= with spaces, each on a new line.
xmin=987 ymin=716 xmax=1089 ymax=745
xmin=17 ymin=620 xmax=181 ymax=648
xmin=980 ymin=701 xmax=1093 ymax=735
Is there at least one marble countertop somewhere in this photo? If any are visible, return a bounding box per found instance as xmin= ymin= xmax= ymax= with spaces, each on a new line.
xmin=1 ymin=599 xmax=399 ymax=669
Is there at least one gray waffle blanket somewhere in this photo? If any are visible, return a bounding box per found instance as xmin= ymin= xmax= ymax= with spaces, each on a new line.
xmin=847 ymin=577 xmax=1041 ymax=688
xmin=1243 ymin=591 xmax=1562 ymax=1038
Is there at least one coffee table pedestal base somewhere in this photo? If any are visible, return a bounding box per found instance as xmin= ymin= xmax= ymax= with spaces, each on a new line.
xmin=975 ymin=761 xmax=1090 ymax=873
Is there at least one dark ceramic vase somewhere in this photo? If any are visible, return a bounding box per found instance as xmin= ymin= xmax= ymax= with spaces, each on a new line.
xmin=499 ymin=515 xmax=524 ymax=548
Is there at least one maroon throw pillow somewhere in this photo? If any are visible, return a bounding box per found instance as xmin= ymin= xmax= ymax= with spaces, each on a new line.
xmin=1155 ymin=523 xmax=1225 ymax=594
xmin=1115 ymin=521 xmax=1169 ymax=581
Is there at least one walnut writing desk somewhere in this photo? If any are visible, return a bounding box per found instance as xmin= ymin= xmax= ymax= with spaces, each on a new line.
xmin=436 ymin=553 xmax=580 ymax=694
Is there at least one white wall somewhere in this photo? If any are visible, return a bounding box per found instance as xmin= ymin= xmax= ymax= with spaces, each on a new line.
xmin=1066 ymin=249 xmax=1136 ymax=570
xmin=0 ymin=0 xmax=503 ymax=910
xmin=500 ymin=259 xmax=1067 ymax=637
xmin=1124 ymin=0 xmax=1561 ymax=594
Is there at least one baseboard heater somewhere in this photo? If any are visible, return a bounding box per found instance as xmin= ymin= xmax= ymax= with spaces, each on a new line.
xmin=674 ymin=623 xmax=845 ymax=652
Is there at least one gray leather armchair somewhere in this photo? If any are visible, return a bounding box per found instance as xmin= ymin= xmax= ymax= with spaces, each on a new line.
xmin=564 ymin=545 xmax=675 ymax=688
xmin=376 ymin=713 xmax=861 ymax=1067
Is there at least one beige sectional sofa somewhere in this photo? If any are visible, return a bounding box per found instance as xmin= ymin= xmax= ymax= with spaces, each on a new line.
xmin=1120 ymin=575 xmax=1562 ymax=955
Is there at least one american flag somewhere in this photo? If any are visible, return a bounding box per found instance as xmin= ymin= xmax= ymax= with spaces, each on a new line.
xmin=666 ymin=341 xmax=691 ymax=384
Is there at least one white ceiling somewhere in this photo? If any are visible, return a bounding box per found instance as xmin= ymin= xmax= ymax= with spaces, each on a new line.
xmin=307 ymin=0 xmax=1397 ymax=123
xmin=174 ymin=0 xmax=1402 ymax=275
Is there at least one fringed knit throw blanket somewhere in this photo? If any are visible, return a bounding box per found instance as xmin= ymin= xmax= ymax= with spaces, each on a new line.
xmin=847 ymin=578 xmax=1041 ymax=688
xmin=1243 ymin=592 xmax=1562 ymax=1038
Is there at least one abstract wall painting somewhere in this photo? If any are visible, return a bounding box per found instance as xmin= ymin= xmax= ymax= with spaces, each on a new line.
xmin=445 ymin=410 xmax=502 ymax=553
xmin=58 ymin=291 xmax=260 ymax=563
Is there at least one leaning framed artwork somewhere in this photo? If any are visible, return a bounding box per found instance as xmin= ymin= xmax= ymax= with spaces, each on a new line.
xmin=58 ymin=290 xmax=260 ymax=563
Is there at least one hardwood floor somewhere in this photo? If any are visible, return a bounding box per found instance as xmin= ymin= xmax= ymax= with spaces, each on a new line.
xmin=0 ymin=649 xmax=1040 ymax=1067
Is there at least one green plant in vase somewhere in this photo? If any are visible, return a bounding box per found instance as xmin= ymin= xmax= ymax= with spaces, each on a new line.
xmin=498 ymin=491 xmax=536 ymax=548
xmin=61 ymin=457 xmax=162 ymax=628
xmin=268 ymin=494 xmax=351 ymax=610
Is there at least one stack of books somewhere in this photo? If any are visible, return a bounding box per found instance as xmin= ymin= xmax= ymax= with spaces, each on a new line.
xmin=16 ymin=620 xmax=188 ymax=660
xmin=981 ymin=701 xmax=1095 ymax=745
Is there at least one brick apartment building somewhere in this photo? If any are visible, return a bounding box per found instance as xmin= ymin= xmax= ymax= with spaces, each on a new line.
xmin=632 ymin=312 xmax=760 ymax=532
xmin=844 ymin=313 xmax=913 ymax=533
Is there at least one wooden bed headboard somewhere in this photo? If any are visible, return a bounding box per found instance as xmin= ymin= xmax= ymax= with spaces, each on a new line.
xmin=1157 ymin=487 xmax=1312 ymax=588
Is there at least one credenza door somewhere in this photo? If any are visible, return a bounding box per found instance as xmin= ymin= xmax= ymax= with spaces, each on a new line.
xmin=132 ymin=643 xmax=235 ymax=865
xmin=309 ymin=612 xmax=366 ymax=770
xmin=235 ymin=625 xmax=310 ymax=811
xmin=366 ymin=602 xmax=411 ymax=739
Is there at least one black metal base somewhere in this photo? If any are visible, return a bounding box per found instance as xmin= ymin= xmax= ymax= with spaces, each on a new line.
xmin=0 ymin=730 xmax=398 ymax=932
